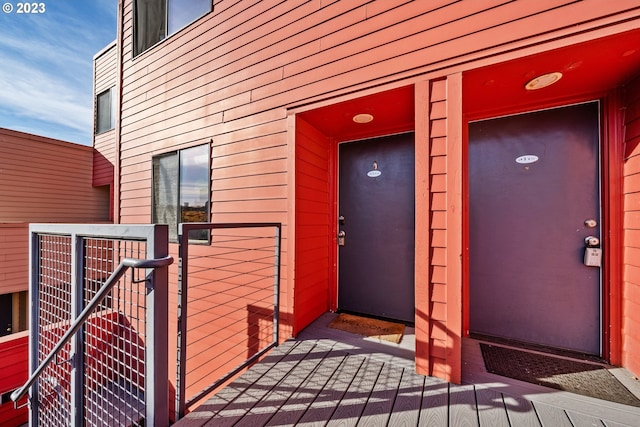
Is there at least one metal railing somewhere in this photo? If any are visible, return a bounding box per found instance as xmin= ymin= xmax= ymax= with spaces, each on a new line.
xmin=11 ymin=256 xmax=173 ymax=407
xmin=175 ymin=223 xmax=281 ymax=420
xmin=13 ymin=224 xmax=172 ymax=427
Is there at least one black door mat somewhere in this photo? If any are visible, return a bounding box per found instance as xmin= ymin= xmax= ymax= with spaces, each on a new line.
xmin=480 ymin=343 xmax=640 ymax=407
xmin=470 ymin=332 xmax=604 ymax=363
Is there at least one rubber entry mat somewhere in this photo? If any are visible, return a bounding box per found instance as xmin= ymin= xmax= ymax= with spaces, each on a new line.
xmin=480 ymin=343 xmax=640 ymax=407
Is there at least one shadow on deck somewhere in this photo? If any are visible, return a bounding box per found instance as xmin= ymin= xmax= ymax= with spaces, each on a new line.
xmin=177 ymin=313 xmax=640 ymax=426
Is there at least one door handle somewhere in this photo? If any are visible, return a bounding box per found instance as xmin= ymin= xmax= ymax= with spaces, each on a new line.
xmin=584 ymin=219 xmax=597 ymax=228
xmin=338 ymin=231 xmax=346 ymax=246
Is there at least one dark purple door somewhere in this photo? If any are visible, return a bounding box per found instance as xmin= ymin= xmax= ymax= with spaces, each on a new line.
xmin=469 ymin=102 xmax=601 ymax=355
xmin=338 ymin=133 xmax=415 ymax=323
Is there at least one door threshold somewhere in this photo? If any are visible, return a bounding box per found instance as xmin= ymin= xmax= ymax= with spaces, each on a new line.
xmin=469 ymin=332 xmax=607 ymax=365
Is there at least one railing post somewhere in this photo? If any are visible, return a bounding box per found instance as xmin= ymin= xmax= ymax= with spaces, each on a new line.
xmin=175 ymin=225 xmax=189 ymax=420
xmin=274 ymin=224 xmax=281 ymax=345
xmin=146 ymin=225 xmax=169 ymax=426
xmin=28 ymin=228 xmax=40 ymax=427
xmin=70 ymin=233 xmax=84 ymax=427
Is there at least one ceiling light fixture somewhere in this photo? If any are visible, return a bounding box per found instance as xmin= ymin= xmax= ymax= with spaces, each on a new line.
xmin=353 ymin=113 xmax=374 ymax=123
xmin=525 ymin=72 xmax=563 ymax=90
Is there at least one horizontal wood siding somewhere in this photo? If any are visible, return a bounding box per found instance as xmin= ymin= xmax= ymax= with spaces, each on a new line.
xmin=414 ymin=81 xmax=431 ymax=376
xmin=428 ymin=79 xmax=450 ymax=380
xmin=0 ymin=332 xmax=28 ymax=427
xmin=120 ymin=0 xmax=640 ymax=127
xmin=0 ymin=129 xmax=110 ymax=296
xmin=0 ymin=224 xmax=28 ymax=295
xmin=0 ymin=129 xmax=110 ymax=223
xmin=623 ymin=76 xmax=640 ymax=376
xmin=117 ymin=0 xmax=640 ymax=382
xmin=93 ymin=42 xmax=117 ymax=187
xmin=294 ymin=117 xmax=331 ymax=334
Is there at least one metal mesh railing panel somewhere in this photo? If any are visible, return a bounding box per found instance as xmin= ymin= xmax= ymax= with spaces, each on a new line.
xmin=26 ymin=224 xmax=169 ymax=426
xmin=180 ymin=225 xmax=280 ymax=411
xmin=83 ymin=239 xmax=147 ymax=427
xmin=36 ymin=234 xmax=73 ymax=427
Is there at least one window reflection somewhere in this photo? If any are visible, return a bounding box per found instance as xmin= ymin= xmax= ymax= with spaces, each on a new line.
xmin=179 ymin=144 xmax=209 ymax=241
xmin=168 ymin=0 xmax=211 ymax=35
xmin=152 ymin=143 xmax=210 ymax=242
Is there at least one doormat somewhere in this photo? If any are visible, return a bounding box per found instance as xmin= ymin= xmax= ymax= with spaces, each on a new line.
xmin=480 ymin=343 xmax=640 ymax=407
xmin=328 ymin=313 xmax=405 ymax=343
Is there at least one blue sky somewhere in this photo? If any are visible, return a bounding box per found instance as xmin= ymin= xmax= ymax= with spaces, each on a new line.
xmin=0 ymin=1 xmax=116 ymax=146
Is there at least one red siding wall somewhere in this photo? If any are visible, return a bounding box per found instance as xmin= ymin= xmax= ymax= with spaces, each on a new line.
xmin=0 ymin=129 xmax=110 ymax=296
xmin=0 ymin=129 xmax=110 ymax=223
xmin=294 ymin=117 xmax=332 ymax=333
xmin=415 ymin=76 xmax=463 ymax=382
xmin=0 ymin=224 xmax=28 ymax=295
xmin=0 ymin=332 xmax=28 ymax=427
xmin=116 ymin=0 xmax=640 ymax=382
xmin=93 ymin=42 xmax=117 ymax=189
xmin=623 ymin=77 xmax=640 ymax=375
xmin=428 ymin=79 xmax=451 ymax=378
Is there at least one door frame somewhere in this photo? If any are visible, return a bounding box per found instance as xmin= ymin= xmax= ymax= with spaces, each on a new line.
xmin=462 ymin=91 xmax=624 ymax=363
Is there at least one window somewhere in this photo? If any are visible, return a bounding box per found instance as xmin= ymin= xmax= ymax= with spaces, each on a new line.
xmin=96 ymin=87 xmax=115 ymax=134
xmin=134 ymin=0 xmax=212 ymax=56
xmin=152 ymin=144 xmax=210 ymax=242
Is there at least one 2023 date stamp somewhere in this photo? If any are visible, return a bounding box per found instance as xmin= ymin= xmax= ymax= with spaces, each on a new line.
xmin=3 ymin=2 xmax=46 ymax=14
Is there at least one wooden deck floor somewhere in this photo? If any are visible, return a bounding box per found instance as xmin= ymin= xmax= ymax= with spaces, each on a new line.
xmin=177 ymin=314 xmax=640 ymax=426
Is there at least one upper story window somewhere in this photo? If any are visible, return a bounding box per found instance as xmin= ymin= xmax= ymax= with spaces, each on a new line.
xmin=134 ymin=0 xmax=212 ymax=56
xmin=152 ymin=144 xmax=210 ymax=242
xmin=96 ymin=87 xmax=115 ymax=134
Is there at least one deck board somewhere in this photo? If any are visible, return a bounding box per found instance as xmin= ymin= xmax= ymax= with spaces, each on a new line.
xmin=178 ymin=314 xmax=640 ymax=426
xmin=448 ymin=384 xmax=480 ymax=427
xmin=178 ymin=340 xmax=298 ymax=427
xmin=503 ymin=394 xmax=542 ymax=427
xmin=205 ymin=341 xmax=316 ymax=426
xmin=566 ymin=410 xmax=606 ymax=427
xmin=326 ymin=356 xmax=384 ymax=426
xmin=386 ymin=370 xmax=424 ymax=426
xmin=234 ymin=344 xmax=332 ymax=427
xmin=355 ymin=363 xmax=400 ymax=426
xmin=296 ymin=351 xmax=365 ymax=427
xmin=475 ymin=387 xmax=510 ymax=427
xmin=533 ymin=401 xmax=572 ymax=427
xmin=418 ymin=377 xmax=449 ymax=426
xmin=265 ymin=348 xmax=348 ymax=426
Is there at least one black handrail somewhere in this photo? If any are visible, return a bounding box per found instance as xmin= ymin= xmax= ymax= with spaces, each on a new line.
xmin=10 ymin=256 xmax=174 ymax=405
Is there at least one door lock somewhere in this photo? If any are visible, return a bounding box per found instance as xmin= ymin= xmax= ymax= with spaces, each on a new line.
xmin=583 ymin=235 xmax=602 ymax=267
xmin=337 ymin=231 xmax=346 ymax=246
xmin=584 ymin=236 xmax=600 ymax=247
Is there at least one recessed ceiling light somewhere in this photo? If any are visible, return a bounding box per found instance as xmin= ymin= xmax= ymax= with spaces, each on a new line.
xmin=353 ymin=113 xmax=374 ymax=123
xmin=525 ymin=72 xmax=563 ymax=90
